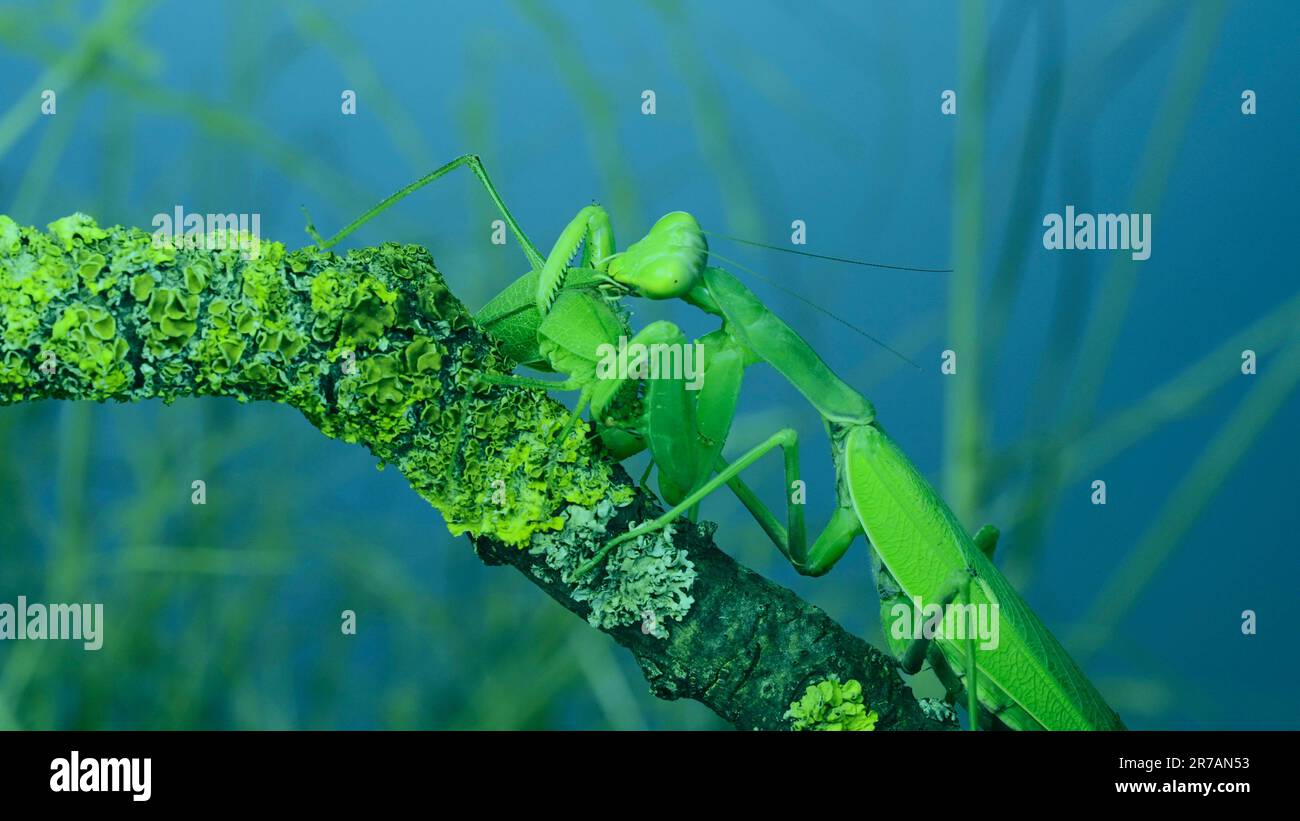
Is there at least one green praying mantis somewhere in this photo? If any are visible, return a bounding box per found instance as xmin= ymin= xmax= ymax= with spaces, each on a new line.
xmin=305 ymin=154 xmax=1125 ymax=731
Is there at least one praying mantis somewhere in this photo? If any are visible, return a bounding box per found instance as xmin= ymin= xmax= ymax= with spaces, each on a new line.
xmin=305 ymin=154 xmax=1125 ymax=731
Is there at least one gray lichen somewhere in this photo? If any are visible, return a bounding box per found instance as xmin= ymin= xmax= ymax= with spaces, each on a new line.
xmin=530 ymin=498 xmax=696 ymax=639
xmin=919 ymin=697 xmax=960 ymax=727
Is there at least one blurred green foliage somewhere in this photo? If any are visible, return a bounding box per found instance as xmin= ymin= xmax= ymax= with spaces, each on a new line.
xmin=0 ymin=0 xmax=1295 ymax=729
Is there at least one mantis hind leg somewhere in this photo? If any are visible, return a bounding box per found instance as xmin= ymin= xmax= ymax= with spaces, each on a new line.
xmin=302 ymin=153 xmax=546 ymax=270
xmin=714 ymin=454 xmax=861 ymax=575
xmin=573 ymin=426 xmax=864 ymax=579
xmin=889 ymin=566 xmax=987 ymax=731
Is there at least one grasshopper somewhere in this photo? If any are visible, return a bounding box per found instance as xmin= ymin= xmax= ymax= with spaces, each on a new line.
xmin=306 ymin=154 xmax=1125 ymax=730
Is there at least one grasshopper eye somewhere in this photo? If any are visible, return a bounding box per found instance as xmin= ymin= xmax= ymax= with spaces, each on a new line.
xmin=608 ymin=211 xmax=707 ymax=299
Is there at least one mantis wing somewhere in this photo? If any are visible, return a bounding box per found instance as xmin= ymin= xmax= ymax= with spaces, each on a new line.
xmin=844 ymin=424 xmax=1125 ymax=730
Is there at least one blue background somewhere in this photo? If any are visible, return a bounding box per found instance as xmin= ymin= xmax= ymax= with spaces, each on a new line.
xmin=0 ymin=0 xmax=1296 ymax=729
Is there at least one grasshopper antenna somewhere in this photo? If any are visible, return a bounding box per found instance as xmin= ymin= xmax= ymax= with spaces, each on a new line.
xmin=703 ymin=231 xmax=952 ymax=273
xmin=705 ymin=249 xmax=923 ymax=371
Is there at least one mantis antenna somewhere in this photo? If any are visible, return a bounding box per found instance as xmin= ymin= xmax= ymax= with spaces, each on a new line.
xmin=704 ymin=248 xmax=923 ymax=371
xmin=704 ymin=231 xmax=953 ymax=273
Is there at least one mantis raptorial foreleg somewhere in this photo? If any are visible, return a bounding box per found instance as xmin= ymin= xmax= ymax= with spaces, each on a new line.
xmin=537 ymin=204 xmax=615 ymax=311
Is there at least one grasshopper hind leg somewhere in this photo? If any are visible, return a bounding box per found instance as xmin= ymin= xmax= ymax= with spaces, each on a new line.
xmin=302 ymin=154 xmax=545 ymax=272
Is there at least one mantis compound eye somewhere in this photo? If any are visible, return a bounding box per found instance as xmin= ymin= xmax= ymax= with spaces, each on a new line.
xmin=608 ymin=211 xmax=707 ymax=300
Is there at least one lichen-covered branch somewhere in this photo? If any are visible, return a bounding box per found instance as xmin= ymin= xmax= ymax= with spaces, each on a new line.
xmin=0 ymin=214 xmax=948 ymax=730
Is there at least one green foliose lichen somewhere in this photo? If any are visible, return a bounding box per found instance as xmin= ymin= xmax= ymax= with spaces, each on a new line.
xmin=529 ymin=495 xmax=695 ymax=639
xmin=46 ymin=302 xmax=132 ymax=398
xmin=785 ymin=676 xmax=879 ymax=731
xmin=0 ymin=212 xmax=619 ymax=553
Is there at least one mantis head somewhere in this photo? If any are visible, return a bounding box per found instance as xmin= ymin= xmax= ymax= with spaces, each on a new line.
xmin=606 ymin=211 xmax=707 ymax=299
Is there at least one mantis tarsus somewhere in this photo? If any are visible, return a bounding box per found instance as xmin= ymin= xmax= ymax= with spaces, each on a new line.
xmin=306 ymin=154 xmax=1125 ymax=731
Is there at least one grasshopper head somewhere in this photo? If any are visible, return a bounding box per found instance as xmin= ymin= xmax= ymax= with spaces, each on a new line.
xmin=607 ymin=211 xmax=707 ymax=299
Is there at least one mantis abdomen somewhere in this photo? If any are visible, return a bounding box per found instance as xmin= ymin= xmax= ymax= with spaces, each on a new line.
xmin=845 ymin=425 xmax=1126 ymax=730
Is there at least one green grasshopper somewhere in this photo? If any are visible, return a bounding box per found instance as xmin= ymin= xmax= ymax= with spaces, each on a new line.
xmin=306 ymin=154 xmax=1125 ymax=731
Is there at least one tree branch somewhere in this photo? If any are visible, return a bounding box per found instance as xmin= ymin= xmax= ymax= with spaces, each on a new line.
xmin=0 ymin=214 xmax=948 ymax=730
